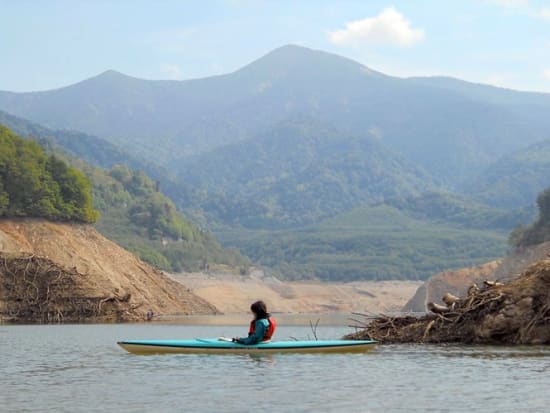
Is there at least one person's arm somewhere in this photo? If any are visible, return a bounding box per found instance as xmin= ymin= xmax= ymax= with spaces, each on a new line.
xmin=235 ymin=320 xmax=266 ymax=345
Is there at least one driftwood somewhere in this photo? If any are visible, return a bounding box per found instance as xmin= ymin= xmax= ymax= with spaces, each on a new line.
xmin=346 ymin=259 xmax=550 ymax=345
xmin=0 ymin=252 xmax=138 ymax=323
xmin=427 ymin=302 xmax=450 ymax=314
xmin=442 ymin=293 xmax=460 ymax=307
xmin=467 ymin=284 xmax=480 ymax=296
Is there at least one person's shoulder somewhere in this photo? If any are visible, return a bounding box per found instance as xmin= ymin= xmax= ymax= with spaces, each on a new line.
xmin=258 ymin=318 xmax=270 ymax=327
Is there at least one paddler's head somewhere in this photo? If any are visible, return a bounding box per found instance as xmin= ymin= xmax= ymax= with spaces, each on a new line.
xmin=250 ymin=300 xmax=268 ymax=319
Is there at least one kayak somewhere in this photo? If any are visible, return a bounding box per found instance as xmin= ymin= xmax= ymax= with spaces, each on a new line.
xmin=117 ymin=338 xmax=376 ymax=355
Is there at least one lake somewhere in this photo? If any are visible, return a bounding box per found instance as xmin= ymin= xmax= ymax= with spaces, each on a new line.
xmin=1 ymin=317 xmax=549 ymax=412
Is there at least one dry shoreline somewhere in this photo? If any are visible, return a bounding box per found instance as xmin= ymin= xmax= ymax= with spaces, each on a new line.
xmin=170 ymin=269 xmax=422 ymax=315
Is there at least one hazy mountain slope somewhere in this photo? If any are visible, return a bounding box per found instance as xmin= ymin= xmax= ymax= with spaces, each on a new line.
xmin=383 ymin=191 xmax=534 ymax=230
xmin=0 ymin=110 xmax=195 ymax=213
xmin=1 ymin=45 xmax=549 ymax=187
xmin=408 ymin=76 xmax=550 ymax=106
xmin=177 ymin=118 xmax=436 ymax=227
xmin=466 ymin=139 xmax=550 ymax=208
xmin=0 ymin=109 xmax=141 ymax=170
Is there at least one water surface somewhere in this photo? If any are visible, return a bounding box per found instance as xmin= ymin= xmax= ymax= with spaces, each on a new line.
xmin=1 ymin=319 xmax=548 ymax=412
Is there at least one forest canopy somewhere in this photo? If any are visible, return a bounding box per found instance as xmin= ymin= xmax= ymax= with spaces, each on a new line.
xmin=0 ymin=125 xmax=98 ymax=223
xmin=71 ymin=161 xmax=250 ymax=273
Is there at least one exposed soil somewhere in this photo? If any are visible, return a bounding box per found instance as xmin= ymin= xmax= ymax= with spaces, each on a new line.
xmin=171 ymin=268 xmax=422 ymax=314
xmin=0 ymin=219 xmax=217 ymax=323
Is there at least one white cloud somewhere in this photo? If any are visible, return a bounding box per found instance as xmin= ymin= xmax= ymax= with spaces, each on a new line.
xmin=160 ymin=63 xmax=182 ymax=80
xmin=328 ymin=7 xmax=424 ymax=47
xmin=543 ymin=69 xmax=550 ymax=79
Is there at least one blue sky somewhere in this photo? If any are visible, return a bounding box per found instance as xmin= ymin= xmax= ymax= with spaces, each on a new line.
xmin=2 ymin=0 xmax=550 ymax=92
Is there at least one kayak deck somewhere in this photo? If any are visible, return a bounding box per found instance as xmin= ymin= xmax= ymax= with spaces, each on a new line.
xmin=117 ymin=338 xmax=376 ymax=355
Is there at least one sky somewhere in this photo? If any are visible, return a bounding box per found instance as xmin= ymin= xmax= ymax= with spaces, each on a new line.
xmin=1 ymin=0 xmax=550 ymax=93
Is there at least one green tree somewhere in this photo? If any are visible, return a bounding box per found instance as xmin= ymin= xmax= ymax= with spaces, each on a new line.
xmin=511 ymin=186 xmax=550 ymax=247
xmin=0 ymin=125 xmax=99 ymax=223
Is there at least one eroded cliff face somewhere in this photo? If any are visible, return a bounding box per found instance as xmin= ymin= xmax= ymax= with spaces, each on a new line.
xmin=0 ymin=219 xmax=217 ymax=323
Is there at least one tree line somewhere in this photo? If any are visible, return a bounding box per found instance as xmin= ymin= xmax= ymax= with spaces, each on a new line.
xmin=0 ymin=125 xmax=98 ymax=223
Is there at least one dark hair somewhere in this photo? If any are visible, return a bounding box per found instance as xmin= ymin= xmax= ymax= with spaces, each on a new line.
xmin=250 ymin=300 xmax=269 ymax=319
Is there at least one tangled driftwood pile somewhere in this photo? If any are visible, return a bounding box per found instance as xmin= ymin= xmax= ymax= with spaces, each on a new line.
xmin=346 ymin=259 xmax=550 ymax=345
xmin=0 ymin=253 xmax=136 ymax=323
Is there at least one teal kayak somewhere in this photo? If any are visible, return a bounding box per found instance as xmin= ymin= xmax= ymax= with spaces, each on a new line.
xmin=117 ymin=338 xmax=376 ymax=355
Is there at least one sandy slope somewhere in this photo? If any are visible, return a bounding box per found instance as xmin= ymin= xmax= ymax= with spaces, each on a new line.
xmin=171 ymin=268 xmax=421 ymax=314
xmin=0 ymin=219 xmax=217 ymax=321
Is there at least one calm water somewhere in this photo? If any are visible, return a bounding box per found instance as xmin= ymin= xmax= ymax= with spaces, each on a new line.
xmin=1 ymin=319 xmax=549 ymax=413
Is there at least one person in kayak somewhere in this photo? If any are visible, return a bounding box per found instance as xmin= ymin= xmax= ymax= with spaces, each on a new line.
xmin=233 ymin=300 xmax=276 ymax=344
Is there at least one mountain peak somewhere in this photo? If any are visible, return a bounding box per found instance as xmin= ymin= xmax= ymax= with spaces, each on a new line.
xmin=236 ymin=44 xmax=383 ymax=79
xmin=100 ymin=69 xmax=123 ymax=75
xmin=93 ymin=69 xmax=134 ymax=81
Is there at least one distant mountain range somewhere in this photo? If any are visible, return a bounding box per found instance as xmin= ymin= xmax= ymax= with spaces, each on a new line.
xmin=1 ymin=44 xmax=549 ymax=280
xmin=2 ymin=45 xmax=550 ymax=190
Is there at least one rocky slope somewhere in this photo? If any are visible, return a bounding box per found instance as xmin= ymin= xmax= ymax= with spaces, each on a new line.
xmin=0 ymin=219 xmax=217 ymax=322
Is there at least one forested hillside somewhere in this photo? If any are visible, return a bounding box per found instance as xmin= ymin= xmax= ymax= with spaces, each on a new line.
xmin=465 ymin=140 xmax=550 ymax=208
xmin=218 ymin=205 xmax=508 ymax=281
xmin=383 ymin=191 xmax=533 ymax=231
xmin=0 ymin=110 xmax=172 ymax=185
xmin=78 ymin=162 xmax=250 ymax=272
xmin=179 ymin=118 xmax=435 ymax=227
xmin=0 ymin=125 xmax=98 ymax=223
xmin=0 ymin=122 xmax=249 ymax=273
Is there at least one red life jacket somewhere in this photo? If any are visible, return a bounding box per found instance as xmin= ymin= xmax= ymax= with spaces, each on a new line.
xmin=248 ymin=316 xmax=277 ymax=341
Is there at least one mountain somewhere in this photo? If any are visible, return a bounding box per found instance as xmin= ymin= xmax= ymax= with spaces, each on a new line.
xmin=0 ymin=109 xmax=168 ymax=178
xmin=1 ymin=45 xmax=550 ymax=188
xmin=382 ymin=191 xmax=534 ymax=231
xmin=466 ymin=139 xmax=550 ymax=208
xmin=177 ymin=117 xmax=435 ymax=227
xmin=3 ymin=45 xmax=550 ymax=282
xmin=408 ymin=76 xmax=550 ymax=106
